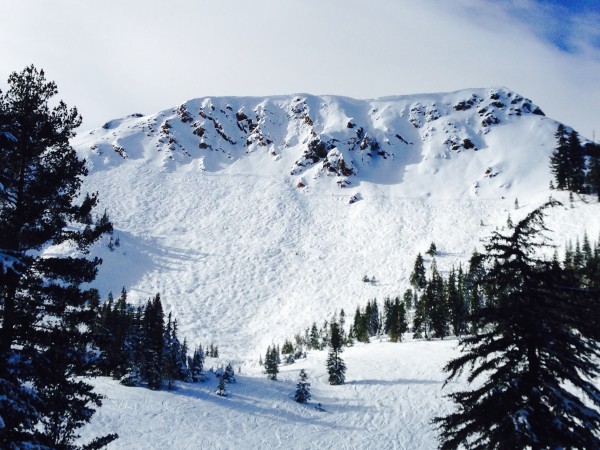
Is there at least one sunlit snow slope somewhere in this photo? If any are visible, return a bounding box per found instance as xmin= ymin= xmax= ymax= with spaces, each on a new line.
xmin=72 ymin=87 xmax=599 ymax=361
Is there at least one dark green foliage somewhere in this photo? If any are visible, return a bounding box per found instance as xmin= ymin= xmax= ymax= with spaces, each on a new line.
xmin=223 ymin=363 xmax=236 ymax=383
xmin=326 ymin=321 xmax=346 ymax=385
xmin=189 ymin=346 xmax=206 ymax=382
xmin=384 ymin=296 xmax=408 ymax=342
xmin=353 ymin=306 xmax=370 ymax=343
xmin=216 ymin=375 xmax=227 ymax=397
xmin=447 ymin=267 xmax=467 ymax=337
xmin=587 ymin=143 xmax=600 ymax=200
xmin=550 ymin=124 xmax=569 ymax=190
xmin=434 ymin=201 xmax=600 ymax=449
xmin=426 ymin=242 xmax=438 ymax=257
xmin=0 ymin=66 xmax=116 ymax=449
xmin=309 ymin=322 xmax=321 ymax=350
xmin=143 ymin=294 xmax=165 ymax=390
xmin=410 ymin=253 xmax=427 ymax=289
xmin=428 ymin=261 xmax=449 ymax=339
xmin=91 ymin=292 xmax=196 ymax=390
xmin=550 ymin=125 xmax=587 ymax=194
xmin=264 ymin=346 xmax=279 ymax=380
xmin=294 ymin=369 xmax=311 ymax=403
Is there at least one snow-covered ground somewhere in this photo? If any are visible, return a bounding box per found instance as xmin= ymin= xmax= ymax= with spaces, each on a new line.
xmin=80 ymin=338 xmax=462 ymax=449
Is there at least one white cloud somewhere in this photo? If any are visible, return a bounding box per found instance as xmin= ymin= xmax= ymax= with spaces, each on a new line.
xmin=1 ymin=0 xmax=598 ymax=138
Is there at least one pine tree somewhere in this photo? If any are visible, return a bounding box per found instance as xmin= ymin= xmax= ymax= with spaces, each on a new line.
xmin=163 ymin=313 xmax=179 ymax=390
xmin=264 ymin=346 xmax=279 ymax=380
xmin=189 ymin=346 xmax=205 ymax=382
xmin=294 ymin=369 xmax=311 ymax=403
xmin=567 ymin=129 xmax=585 ymax=192
xmin=410 ymin=253 xmax=427 ymax=290
xmin=309 ymin=322 xmax=320 ymax=350
xmin=434 ymin=201 xmax=600 ymax=449
xmin=0 ymin=66 xmax=117 ymax=448
xmin=326 ymin=321 xmax=346 ymax=385
xmin=223 ymin=363 xmax=236 ymax=383
xmin=353 ymin=306 xmax=369 ymax=343
xmin=587 ymin=143 xmax=600 ymax=200
xmin=388 ymin=297 xmax=408 ymax=342
xmin=142 ymin=294 xmax=165 ymax=390
xmin=216 ymin=375 xmax=227 ymax=397
xmin=367 ymin=299 xmax=380 ymax=337
xmin=549 ymin=123 xmax=569 ymax=190
xmin=429 ymin=260 xmax=449 ymax=339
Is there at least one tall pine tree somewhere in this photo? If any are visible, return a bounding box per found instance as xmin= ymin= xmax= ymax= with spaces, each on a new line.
xmin=0 ymin=66 xmax=116 ymax=449
xmin=326 ymin=321 xmax=346 ymax=385
xmin=434 ymin=201 xmax=600 ymax=449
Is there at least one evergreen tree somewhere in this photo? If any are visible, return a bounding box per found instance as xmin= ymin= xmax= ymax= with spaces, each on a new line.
xmin=216 ymin=375 xmax=227 ymax=397
xmin=367 ymin=299 xmax=380 ymax=337
xmin=223 ymin=363 xmax=236 ymax=383
xmin=0 ymin=66 xmax=117 ymax=449
xmin=447 ymin=268 xmax=467 ymax=337
xmin=142 ymin=294 xmax=165 ymax=390
xmin=388 ymin=297 xmax=408 ymax=342
xmin=294 ymin=369 xmax=311 ymax=403
xmin=264 ymin=346 xmax=279 ymax=381
xmin=549 ymin=123 xmax=569 ymax=190
xmin=353 ymin=306 xmax=369 ymax=343
xmin=326 ymin=321 xmax=346 ymax=385
xmin=429 ymin=261 xmax=449 ymax=339
xmin=309 ymin=322 xmax=320 ymax=350
xmin=189 ymin=346 xmax=205 ymax=382
xmin=426 ymin=242 xmax=438 ymax=257
xmin=567 ymin=129 xmax=585 ymax=192
xmin=410 ymin=253 xmax=427 ymax=290
xmin=434 ymin=201 xmax=600 ymax=449
xmin=163 ymin=313 xmax=179 ymax=390
xmin=586 ymin=143 xmax=600 ymax=200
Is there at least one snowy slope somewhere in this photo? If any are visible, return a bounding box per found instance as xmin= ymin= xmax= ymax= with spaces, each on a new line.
xmin=80 ymin=338 xmax=463 ymax=449
xmin=71 ymin=87 xmax=600 ymax=362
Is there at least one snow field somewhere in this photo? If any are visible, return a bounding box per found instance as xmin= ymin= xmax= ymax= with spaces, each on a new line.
xmin=80 ymin=338 xmax=462 ymax=449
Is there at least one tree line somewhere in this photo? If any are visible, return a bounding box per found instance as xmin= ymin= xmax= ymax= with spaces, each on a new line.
xmin=89 ymin=288 xmax=215 ymax=390
xmin=550 ymin=123 xmax=600 ymax=199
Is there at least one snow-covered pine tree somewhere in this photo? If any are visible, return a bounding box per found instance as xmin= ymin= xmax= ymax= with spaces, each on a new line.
xmin=223 ymin=363 xmax=236 ymax=383
xmin=216 ymin=375 xmax=227 ymax=397
xmin=294 ymin=369 xmax=311 ymax=403
xmin=326 ymin=321 xmax=346 ymax=385
xmin=0 ymin=65 xmax=117 ymax=449
xmin=434 ymin=201 xmax=600 ymax=449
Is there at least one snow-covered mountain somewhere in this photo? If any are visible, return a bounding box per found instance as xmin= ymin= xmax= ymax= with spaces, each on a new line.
xmin=72 ymin=87 xmax=599 ymax=362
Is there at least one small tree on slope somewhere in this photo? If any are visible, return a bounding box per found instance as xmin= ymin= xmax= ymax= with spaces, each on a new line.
xmin=326 ymin=321 xmax=346 ymax=385
xmin=434 ymin=200 xmax=600 ymax=450
xmin=294 ymin=369 xmax=311 ymax=403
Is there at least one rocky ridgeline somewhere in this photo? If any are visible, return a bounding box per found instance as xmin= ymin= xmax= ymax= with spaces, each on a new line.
xmin=80 ymin=87 xmax=547 ymax=188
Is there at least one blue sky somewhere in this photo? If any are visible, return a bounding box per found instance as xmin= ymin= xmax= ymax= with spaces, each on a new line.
xmin=503 ymin=0 xmax=600 ymax=54
xmin=1 ymin=0 xmax=599 ymax=136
